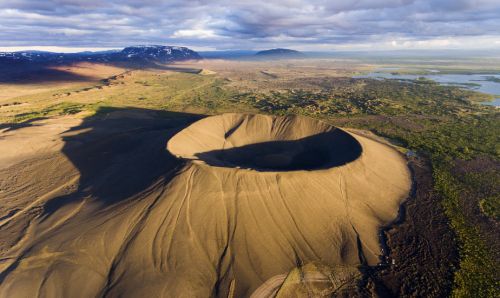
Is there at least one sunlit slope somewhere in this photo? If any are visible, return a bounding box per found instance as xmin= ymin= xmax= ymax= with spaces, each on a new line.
xmin=0 ymin=114 xmax=410 ymax=297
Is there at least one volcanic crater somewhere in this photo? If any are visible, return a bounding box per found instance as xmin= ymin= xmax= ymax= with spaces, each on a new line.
xmin=0 ymin=113 xmax=411 ymax=297
xmin=167 ymin=114 xmax=362 ymax=171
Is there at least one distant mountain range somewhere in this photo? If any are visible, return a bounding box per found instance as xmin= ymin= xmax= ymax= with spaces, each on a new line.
xmin=0 ymin=45 xmax=202 ymax=65
xmin=3 ymin=47 xmax=500 ymax=66
xmin=0 ymin=46 xmax=308 ymax=66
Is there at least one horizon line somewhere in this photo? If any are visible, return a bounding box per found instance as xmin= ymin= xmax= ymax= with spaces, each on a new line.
xmin=2 ymin=45 xmax=500 ymax=54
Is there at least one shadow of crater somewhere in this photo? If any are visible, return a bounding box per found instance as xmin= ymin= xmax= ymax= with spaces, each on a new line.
xmin=42 ymin=108 xmax=204 ymax=215
xmin=0 ymin=108 xmax=205 ymax=283
xmin=195 ymin=129 xmax=362 ymax=171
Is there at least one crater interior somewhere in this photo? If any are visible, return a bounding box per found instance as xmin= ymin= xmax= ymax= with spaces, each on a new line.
xmin=167 ymin=113 xmax=362 ymax=171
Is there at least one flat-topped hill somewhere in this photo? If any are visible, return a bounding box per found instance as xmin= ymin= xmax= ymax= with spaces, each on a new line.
xmin=255 ymin=48 xmax=305 ymax=58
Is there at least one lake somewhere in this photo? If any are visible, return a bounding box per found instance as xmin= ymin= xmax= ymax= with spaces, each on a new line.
xmin=354 ymin=70 xmax=500 ymax=107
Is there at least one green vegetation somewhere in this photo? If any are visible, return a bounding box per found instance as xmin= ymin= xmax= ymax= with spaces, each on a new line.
xmin=8 ymin=101 xmax=128 ymax=123
xmin=231 ymin=78 xmax=495 ymax=116
xmin=227 ymin=77 xmax=499 ymax=297
xmin=434 ymin=166 xmax=498 ymax=297
xmin=479 ymin=198 xmax=500 ymax=220
xmin=460 ymin=169 xmax=500 ymax=220
xmin=11 ymin=102 xmax=87 ymax=122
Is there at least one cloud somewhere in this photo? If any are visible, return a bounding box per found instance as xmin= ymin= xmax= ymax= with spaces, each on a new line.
xmin=0 ymin=0 xmax=499 ymax=50
xmin=172 ymin=29 xmax=217 ymax=39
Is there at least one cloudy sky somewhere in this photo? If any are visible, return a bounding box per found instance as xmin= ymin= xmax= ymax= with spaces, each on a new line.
xmin=1 ymin=0 xmax=499 ymax=52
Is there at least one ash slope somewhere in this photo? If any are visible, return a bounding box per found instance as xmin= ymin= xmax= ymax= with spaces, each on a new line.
xmin=0 ymin=113 xmax=410 ymax=297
